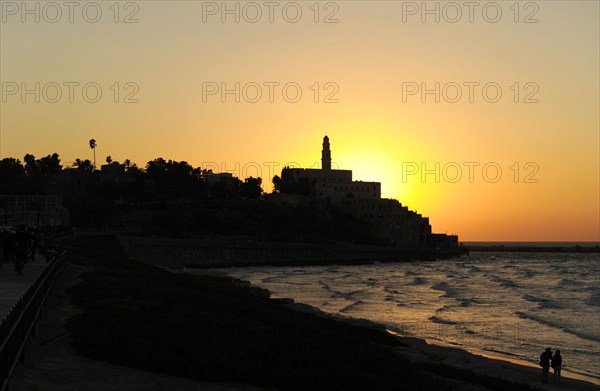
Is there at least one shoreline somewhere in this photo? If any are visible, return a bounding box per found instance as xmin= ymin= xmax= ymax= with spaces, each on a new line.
xmin=415 ymin=335 xmax=599 ymax=386
xmin=188 ymin=268 xmax=600 ymax=390
xmin=11 ymin=236 xmax=599 ymax=391
xmin=475 ymin=351 xmax=600 ymax=386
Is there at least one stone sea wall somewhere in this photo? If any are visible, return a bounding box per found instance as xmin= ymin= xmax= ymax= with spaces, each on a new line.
xmin=117 ymin=236 xmax=464 ymax=269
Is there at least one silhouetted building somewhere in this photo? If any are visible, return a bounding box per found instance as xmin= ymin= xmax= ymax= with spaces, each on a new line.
xmin=338 ymin=198 xmax=432 ymax=247
xmin=430 ymin=233 xmax=459 ymax=249
xmin=283 ymin=136 xmax=381 ymax=201
xmin=0 ymin=195 xmax=69 ymax=227
xmin=100 ymin=163 xmax=132 ymax=184
xmin=201 ymin=172 xmax=234 ymax=184
xmin=277 ymin=136 xmax=457 ymax=249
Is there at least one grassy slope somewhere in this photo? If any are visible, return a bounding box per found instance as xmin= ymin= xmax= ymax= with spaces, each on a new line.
xmin=62 ymin=236 xmax=536 ymax=391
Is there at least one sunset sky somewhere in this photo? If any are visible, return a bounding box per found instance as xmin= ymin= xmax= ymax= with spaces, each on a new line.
xmin=1 ymin=1 xmax=598 ymax=241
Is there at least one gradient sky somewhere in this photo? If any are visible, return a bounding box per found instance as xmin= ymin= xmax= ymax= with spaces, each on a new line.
xmin=1 ymin=1 xmax=598 ymax=241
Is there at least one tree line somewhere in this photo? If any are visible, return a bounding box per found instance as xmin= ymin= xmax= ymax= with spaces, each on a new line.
xmin=0 ymin=153 xmax=263 ymax=200
xmin=0 ymin=153 xmax=375 ymax=244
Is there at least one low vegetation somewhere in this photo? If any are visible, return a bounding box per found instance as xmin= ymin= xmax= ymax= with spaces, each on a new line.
xmin=64 ymin=236 xmax=535 ymax=391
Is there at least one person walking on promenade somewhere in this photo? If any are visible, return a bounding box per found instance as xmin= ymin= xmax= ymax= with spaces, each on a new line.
xmin=540 ymin=347 xmax=552 ymax=383
xmin=29 ymin=228 xmax=37 ymax=263
xmin=14 ymin=231 xmax=29 ymax=275
xmin=552 ymin=350 xmax=563 ymax=384
xmin=0 ymin=230 xmax=4 ymax=270
xmin=14 ymin=238 xmax=27 ymax=275
xmin=4 ymin=232 xmax=16 ymax=265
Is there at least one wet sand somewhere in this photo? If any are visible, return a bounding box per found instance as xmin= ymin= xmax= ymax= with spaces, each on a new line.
xmin=283 ymin=300 xmax=600 ymax=391
xmin=392 ymin=335 xmax=599 ymax=391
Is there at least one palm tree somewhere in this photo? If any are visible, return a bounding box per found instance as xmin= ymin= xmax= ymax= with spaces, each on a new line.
xmin=72 ymin=158 xmax=93 ymax=172
xmin=89 ymin=139 xmax=97 ymax=169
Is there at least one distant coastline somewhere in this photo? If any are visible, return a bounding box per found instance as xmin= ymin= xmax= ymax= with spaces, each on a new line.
xmin=464 ymin=242 xmax=600 ymax=253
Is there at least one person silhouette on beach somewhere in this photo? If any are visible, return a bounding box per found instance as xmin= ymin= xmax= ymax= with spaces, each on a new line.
xmin=540 ymin=347 xmax=552 ymax=383
xmin=552 ymin=349 xmax=563 ymax=384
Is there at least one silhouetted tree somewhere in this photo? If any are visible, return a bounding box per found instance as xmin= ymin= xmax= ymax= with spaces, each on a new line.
xmin=73 ymin=158 xmax=94 ymax=172
xmin=24 ymin=154 xmax=38 ymax=177
xmin=0 ymin=158 xmax=25 ymax=193
xmin=272 ymin=175 xmax=281 ymax=193
xmin=19 ymin=153 xmax=63 ymax=193
xmin=38 ymin=153 xmax=62 ymax=176
xmin=241 ymin=177 xmax=263 ymax=199
xmin=89 ymin=139 xmax=97 ymax=169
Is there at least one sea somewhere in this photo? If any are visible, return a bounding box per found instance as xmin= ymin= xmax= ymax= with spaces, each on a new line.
xmin=218 ymin=247 xmax=600 ymax=383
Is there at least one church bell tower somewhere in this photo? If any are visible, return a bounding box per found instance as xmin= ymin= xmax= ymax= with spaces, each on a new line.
xmin=322 ymin=136 xmax=331 ymax=171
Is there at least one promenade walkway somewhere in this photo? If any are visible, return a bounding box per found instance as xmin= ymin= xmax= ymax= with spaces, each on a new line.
xmin=0 ymin=256 xmax=47 ymax=319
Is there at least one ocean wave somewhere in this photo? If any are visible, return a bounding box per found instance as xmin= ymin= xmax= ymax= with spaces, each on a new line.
xmin=428 ymin=315 xmax=457 ymax=325
xmin=515 ymin=311 xmax=600 ymax=343
xmin=260 ymin=275 xmax=285 ymax=283
xmin=522 ymin=294 xmax=546 ymax=303
xmin=521 ymin=270 xmax=535 ymax=278
xmin=459 ymin=298 xmax=482 ymax=307
xmin=521 ymin=294 xmax=563 ymax=309
xmin=366 ymin=278 xmax=378 ymax=287
xmin=412 ymin=277 xmax=428 ymax=285
xmin=331 ymin=289 xmax=364 ymax=301
xmin=340 ymin=300 xmax=366 ymax=313
xmin=431 ymin=282 xmax=460 ymax=297
xmin=558 ymin=278 xmax=586 ymax=287
xmin=384 ymin=286 xmax=400 ymax=294
xmin=435 ymin=305 xmax=454 ymax=314
xmin=431 ymin=281 xmax=450 ymax=291
xmin=282 ymin=281 xmax=312 ymax=286
xmin=584 ymin=293 xmax=600 ymax=307
xmin=336 ymin=273 xmax=356 ymax=280
xmin=488 ymin=274 xmax=519 ymax=288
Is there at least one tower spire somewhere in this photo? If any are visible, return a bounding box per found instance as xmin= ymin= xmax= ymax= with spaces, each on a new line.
xmin=322 ymin=135 xmax=331 ymax=170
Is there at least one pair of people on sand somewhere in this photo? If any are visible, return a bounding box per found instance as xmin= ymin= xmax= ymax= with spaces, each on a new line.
xmin=540 ymin=347 xmax=562 ymax=384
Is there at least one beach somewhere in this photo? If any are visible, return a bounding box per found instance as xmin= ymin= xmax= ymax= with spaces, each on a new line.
xmin=220 ymin=252 xmax=600 ymax=384
xmin=8 ymin=236 xmax=600 ymax=390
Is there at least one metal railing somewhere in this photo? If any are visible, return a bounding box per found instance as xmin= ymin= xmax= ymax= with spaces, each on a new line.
xmin=0 ymin=252 xmax=66 ymax=390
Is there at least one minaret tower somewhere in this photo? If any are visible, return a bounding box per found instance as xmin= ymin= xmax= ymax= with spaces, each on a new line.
xmin=322 ymin=135 xmax=331 ymax=170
